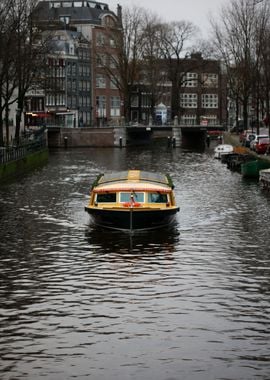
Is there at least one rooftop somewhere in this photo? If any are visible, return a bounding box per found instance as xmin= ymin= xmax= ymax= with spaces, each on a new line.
xmin=33 ymin=0 xmax=116 ymax=25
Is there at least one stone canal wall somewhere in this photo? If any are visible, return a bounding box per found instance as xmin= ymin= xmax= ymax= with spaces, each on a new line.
xmin=47 ymin=126 xmax=177 ymax=148
xmin=48 ymin=127 xmax=127 ymax=148
xmin=0 ymin=148 xmax=48 ymax=183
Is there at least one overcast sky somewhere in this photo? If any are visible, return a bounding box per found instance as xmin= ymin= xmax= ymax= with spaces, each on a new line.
xmin=109 ymin=0 xmax=228 ymax=38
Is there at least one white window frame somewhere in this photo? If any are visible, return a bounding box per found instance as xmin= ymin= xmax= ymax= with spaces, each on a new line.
xmin=204 ymin=115 xmax=218 ymax=125
xmin=131 ymin=94 xmax=139 ymax=107
xmin=96 ymin=32 xmax=106 ymax=47
xmin=110 ymin=96 xmax=120 ymax=117
xmin=180 ymin=114 xmax=197 ymax=125
xmin=96 ymin=96 xmax=106 ymax=117
xmin=202 ymin=73 xmax=218 ymax=88
xmin=180 ymin=93 xmax=198 ymax=108
xmin=96 ymin=74 xmax=106 ymax=88
xmin=96 ymin=54 xmax=106 ymax=67
xmin=181 ymin=72 xmax=198 ymax=88
xmin=202 ymin=94 xmax=218 ymax=109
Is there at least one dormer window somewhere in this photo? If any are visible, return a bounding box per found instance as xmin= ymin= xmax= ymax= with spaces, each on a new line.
xmin=70 ymin=46 xmax=74 ymax=55
xmin=51 ymin=2 xmax=61 ymax=8
xmin=59 ymin=16 xmax=70 ymax=25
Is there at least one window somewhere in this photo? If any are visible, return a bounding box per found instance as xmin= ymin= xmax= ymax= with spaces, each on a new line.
xmin=180 ymin=93 xmax=197 ymax=108
xmin=182 ymin=72 xmax=198 ymax=87
xmin=96 ymin=74 xmax=106 ymax=88
xmin=204 ymin=115 xmax=218 ymax=125
xmin=180 ymin=114 xmax=197 ymax=125
xmin=96 ymin=193 xmax=116 ymax=202
xmin=103 ymin=15 xmax=115 ymax=27
xmin=120 ymin=192 xmax=144 ymax=203
xmin=148 ymin=193 xmax=168 ymax=203
xmin=110 ymin=96 xmax=120 ymax=117
xmin=110 ymin=38 xmax=116 ymax=48
xmin=72 ymin=79 xmax=76 ymax=91
xmin=131 ymin=94 xmax=139 ymax=107
xmin=202 ymin=94 xmax=218 ymax=108
xmin=96 ymin=96 xmax=106 ymax=117
xmin=141 ymin=93 xmax=151 ymax=108
xmin=66 ymin=62 xmax=71 ymax=75
xmin=96 ymin=54 xmax=106 ymax=67
xmin=110 ymin=76 xmax=118 ymax=89
xmin=109 ymin=55 xmax=117 ymax=68
xmin=59 ymin=16 xmax=70 ymax=25
xmin=202 ymin=73 xmax=218 ymax=88
xmin=72 ymin=63 xmax=76 ymax=75
xmin=96 ymin=32 xmax=105 ymax=47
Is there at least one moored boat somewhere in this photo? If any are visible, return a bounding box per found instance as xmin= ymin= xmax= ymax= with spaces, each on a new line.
xmin=259 ymin=168 xmax=270 ymax=190
xmin=214 ymin=144 xmax=234 ymax=159
xmin=241 ymin=159 xmax=270 ymax=178
xmin=85 ymin=170 xmax=180 ymax=231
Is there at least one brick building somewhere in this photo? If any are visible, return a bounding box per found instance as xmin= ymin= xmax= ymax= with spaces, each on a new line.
xmin=130 ymin=53 xmax=227 ymax=126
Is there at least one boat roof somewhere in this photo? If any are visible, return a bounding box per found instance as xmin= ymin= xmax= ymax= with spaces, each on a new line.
xmin=92 ymin=170 xmax=173 ymax=193
xmin=98 ymin=170 xmax=170 ymax=185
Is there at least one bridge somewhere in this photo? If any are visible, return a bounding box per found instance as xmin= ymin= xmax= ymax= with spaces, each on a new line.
xmin=46 ymin=124 xmax=225 ymax=148
xmin=126 ymin=124 xmax=225 ymax=147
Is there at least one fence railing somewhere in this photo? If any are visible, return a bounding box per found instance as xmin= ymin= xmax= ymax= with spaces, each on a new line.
xmin=0 ymin=138 xmax=47 ymax=165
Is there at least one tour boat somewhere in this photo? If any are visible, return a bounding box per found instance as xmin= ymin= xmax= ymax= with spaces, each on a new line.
xmin=85 ymin=170 xmax=180 ymax=231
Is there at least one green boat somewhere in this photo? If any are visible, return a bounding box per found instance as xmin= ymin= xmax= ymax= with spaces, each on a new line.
xmin=241 ymin=159 xmax=270 ymax=178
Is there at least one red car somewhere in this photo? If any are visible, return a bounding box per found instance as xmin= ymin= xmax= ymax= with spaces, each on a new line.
xmin=255 ymin=137 xmax=270 ymax=154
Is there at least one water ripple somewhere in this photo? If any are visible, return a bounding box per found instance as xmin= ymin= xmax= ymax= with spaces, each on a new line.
xmin=0 ymin=147 xmax=270 ymax=379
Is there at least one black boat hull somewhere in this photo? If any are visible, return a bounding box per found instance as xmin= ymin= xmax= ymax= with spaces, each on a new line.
xmin=85 ymin=207 xmax=179 ymax=230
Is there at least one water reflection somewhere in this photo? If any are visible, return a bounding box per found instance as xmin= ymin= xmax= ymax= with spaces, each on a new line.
xmin=85 ymin=223 xmax=180 ymax=256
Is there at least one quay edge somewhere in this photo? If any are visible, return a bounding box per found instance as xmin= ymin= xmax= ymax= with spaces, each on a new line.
xmin=0 ymin=148 xmax=48 ymax=184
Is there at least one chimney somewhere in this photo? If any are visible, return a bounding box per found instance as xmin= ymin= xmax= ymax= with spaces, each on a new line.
xmin=117 ymin=4 xmax=122 ymax=25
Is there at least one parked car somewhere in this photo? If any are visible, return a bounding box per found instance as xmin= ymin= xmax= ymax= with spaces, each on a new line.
xmin=250 ymin=134 xmax=269 ymax=151
xmin=255 ymin=137 xmax=270 ymax=154
xmin=207 ymin=130 xmax=223 ymax=139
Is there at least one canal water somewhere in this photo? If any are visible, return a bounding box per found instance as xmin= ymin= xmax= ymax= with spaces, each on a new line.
xmin=0 ymin=144 xmax=269 ymax=380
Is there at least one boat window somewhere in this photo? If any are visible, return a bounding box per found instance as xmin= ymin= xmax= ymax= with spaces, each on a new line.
xmin=148 ymin=193 xmax=168 ymax=203
xmin=96 ymin=193 xmax=116 ymax=202
xmin=120 ymin=192 xmax=144 ymax=203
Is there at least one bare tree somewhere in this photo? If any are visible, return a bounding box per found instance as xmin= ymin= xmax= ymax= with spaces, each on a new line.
xmin=258 ymin=21 xmax=270 ymax=136
xmin=13 ymin=0 xmax=45 ymax=143
xmin=111 ymin=5 xmax=147 ymax=121
xmin=158 ymin=21 xmax=198 ymax=119
xmin=137 ymin=12 xmax=165 ymax=122
xmin=0 ymin=0 xmax=17 ymax=145
xmin=211 ymin=0 xmax=269 ymax=131
xmin=0 ymin=0 xmax=50 ymax=145
xmin=101 ymin=6 xmax=170 ymax=122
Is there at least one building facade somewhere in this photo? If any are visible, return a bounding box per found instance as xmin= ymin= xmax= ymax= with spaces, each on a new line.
xmin=25 ymin=29 xmax=91 ymax=128
xmin=130 ymin=53 xmax=227 ymax=127
xmin=32 ymin=0 xmax=122 ymax=127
